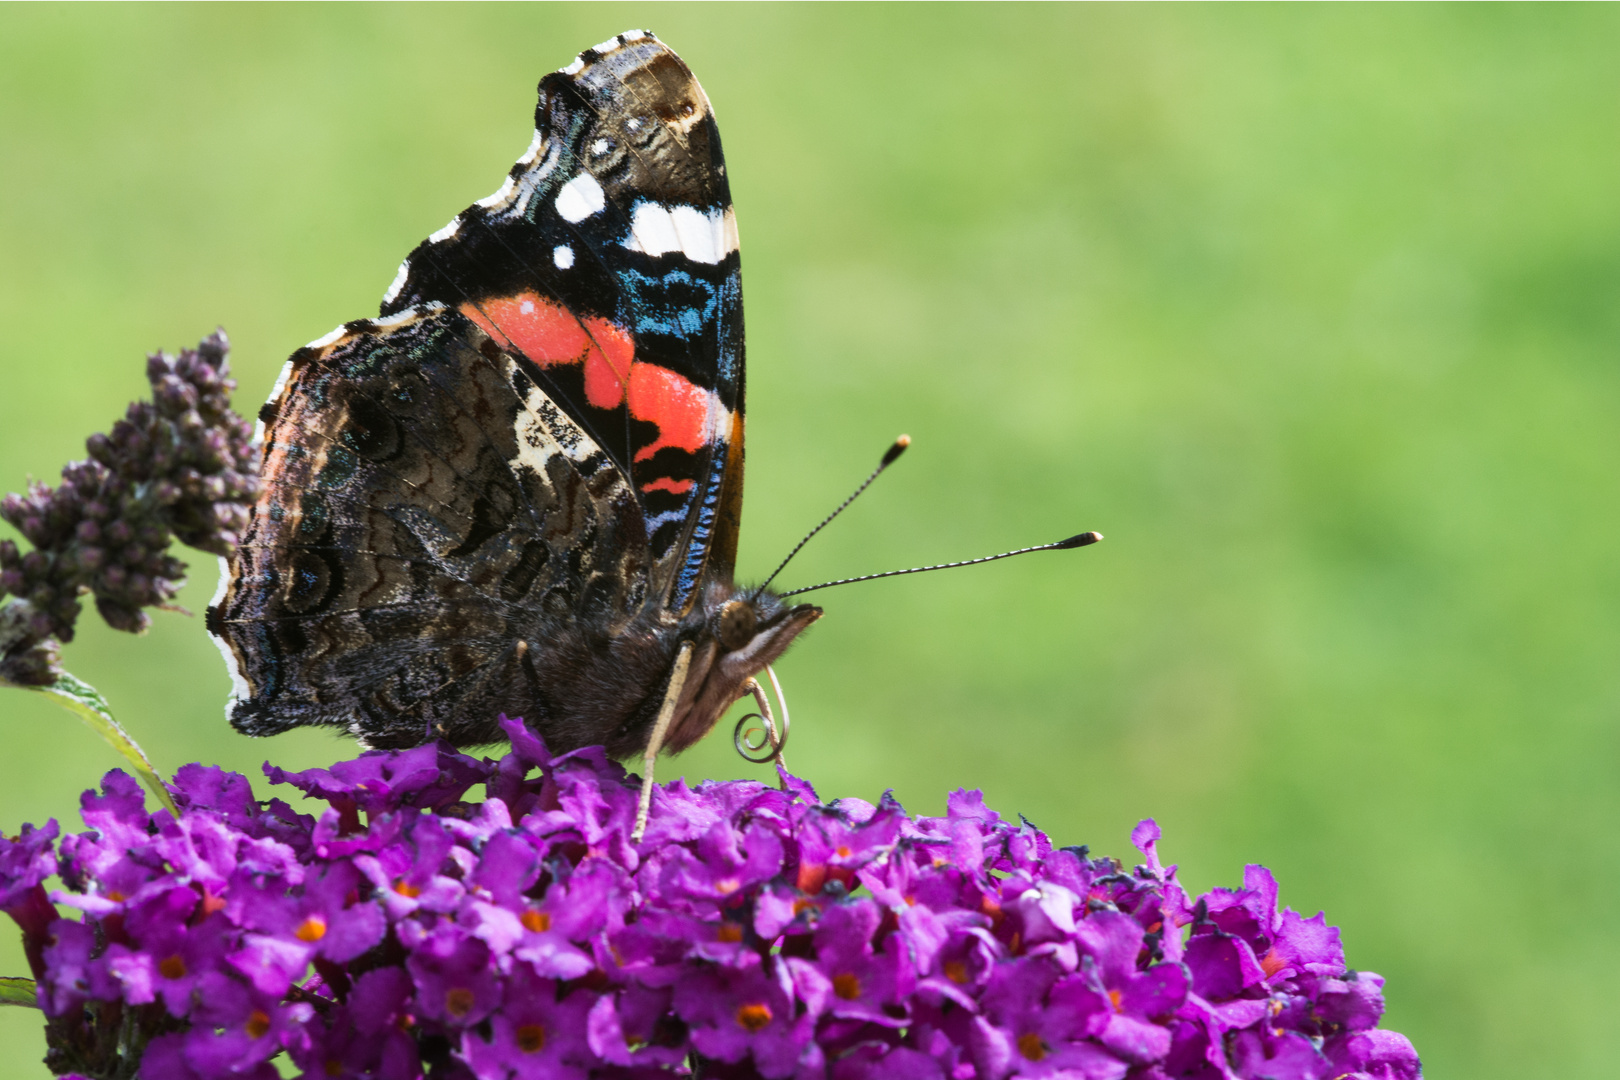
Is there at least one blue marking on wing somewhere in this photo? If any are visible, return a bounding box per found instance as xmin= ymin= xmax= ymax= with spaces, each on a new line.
xmin=618 ymin=266 xmax=721 ymax=341
xmin=671 ymin=447 xmax=730 ymax=609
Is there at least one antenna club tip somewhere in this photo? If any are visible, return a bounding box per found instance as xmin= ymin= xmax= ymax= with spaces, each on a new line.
xmin=1057 ymin=531 xmax=1103 ymax=549
xmin=881 ymin=435 xmax=912 ymax=467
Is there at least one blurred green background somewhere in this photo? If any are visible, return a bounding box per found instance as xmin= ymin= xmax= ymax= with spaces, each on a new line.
xmin=2 ymin=4 xmax=1618 ymax=1076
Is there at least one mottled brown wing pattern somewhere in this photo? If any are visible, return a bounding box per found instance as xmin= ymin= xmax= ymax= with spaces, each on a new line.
xmin=211 ymin=306 xmax=649 ymax=747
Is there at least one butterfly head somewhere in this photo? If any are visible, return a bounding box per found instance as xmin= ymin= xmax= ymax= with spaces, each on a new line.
xmin=660 ymin=583 xmax=820 ymax=755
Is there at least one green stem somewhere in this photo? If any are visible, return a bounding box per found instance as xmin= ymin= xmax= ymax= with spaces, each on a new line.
xmin=0 ymin=977 xmax=38 ymax=1008
xmin=24 ymin=671 xmax=177 ymax=818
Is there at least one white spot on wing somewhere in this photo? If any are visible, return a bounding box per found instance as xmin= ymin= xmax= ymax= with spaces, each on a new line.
xmin=382 ymin=259 xmax=411 ymax=305
xmin=623 ymin=201 xmax=679 ymax=257
xmin=429 ymin=216 xmax=461 ymax=243
xmin=308 ymin=325 xmax=349 ymax=350
xmin=563 ymin=56 xmax=585 ymax=75
xmin=554 ymin=244 xmax=574 ymax=269
xmin=517 ymin=130 xmax=545 ymax=167
xmin=593 ymin=35 xmax=623 ymax=54
xmin=554 ymin=172 xmax=605 ymax=223
xmin=372 ymin=307 xmax=423 ymax=329
xmin=476 ymin=175 xmax=518 ymax=210
xmin=670 ymin=204 xmax=725 ymax=264
xmin=622 ymin=29 xmax=648 ymax=43
xmin=622 ymin=201 xmax=738 ymax=264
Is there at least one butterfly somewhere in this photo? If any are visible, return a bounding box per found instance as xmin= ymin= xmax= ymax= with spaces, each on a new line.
xmin=208 ymin=31 xmax=820 ymax=833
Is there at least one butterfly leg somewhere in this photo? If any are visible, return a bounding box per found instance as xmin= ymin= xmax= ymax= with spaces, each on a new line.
xmin=633 ymin=641 xmax=694 ymax=842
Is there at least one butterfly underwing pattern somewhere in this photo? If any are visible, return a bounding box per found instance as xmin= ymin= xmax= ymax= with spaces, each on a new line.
xmin=209 ymin=31 xmax=820 ymax=783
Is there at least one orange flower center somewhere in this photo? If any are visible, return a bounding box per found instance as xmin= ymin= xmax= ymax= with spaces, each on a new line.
xmin=1018 ymin=1032 xmax=1046 ymax=1061
xmin=1260 ymin=948 xmax=1287 ymax=978
xmin=716 ymin=878 xmax=740 ymax=895
xmin=393 ymin=878 xmax=422 ymax=898
xmin=516 ymin=1023 xmax=546 ymax=1053
xmin=735 ymin=1002 xmax=772 ymax=1032
xmin=832 ymin=973 xmax=862 ymax=1001
xmin=246 ymin=1009 xmax=271 ymax=1039
xmin=295 ymin=915 xmax=327 ymax=943
xmin=158 ymin=955 xmax=186 ymax=980
xmin=445 ymin=987 xmax=475 ymax=1018
xmin=1108 ymin=988 xmax=1123 ymax=1012
xmin=944 ymin=960 xmax=969 ymax=985
xmin=521 ymin=909 xmax=551 ymax=933
xmin=717 ymin=922 xmax=744 ymax=943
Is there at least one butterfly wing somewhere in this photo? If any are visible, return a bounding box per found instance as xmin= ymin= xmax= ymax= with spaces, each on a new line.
xmin=210 ymin=307 xmax=650 ymax=748
xmin=379 ymin=31 xmax=745 ymax=617
xmin=212 ymin=32 xmax=745 ymax=747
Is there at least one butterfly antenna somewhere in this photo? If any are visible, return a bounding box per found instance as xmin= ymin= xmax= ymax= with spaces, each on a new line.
xmin=755 ymin=435 xmax=911 ymax=596
xmin=777 ymin=531 xmax=1103 ymax=598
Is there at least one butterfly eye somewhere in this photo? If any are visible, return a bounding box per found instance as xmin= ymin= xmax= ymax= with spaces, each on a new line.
xmin=714 ymin=599 xmax=756 ymax=652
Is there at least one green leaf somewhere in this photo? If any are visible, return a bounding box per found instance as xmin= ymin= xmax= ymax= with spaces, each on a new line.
xmin=0 ymin=977 xmax=38 ymax=1009
xmin=27 ymin=670 xmax=178 ymax=817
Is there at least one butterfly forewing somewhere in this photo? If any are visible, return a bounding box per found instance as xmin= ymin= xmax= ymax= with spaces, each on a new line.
xmin=378 ymin=32 xmax=743 ymax=613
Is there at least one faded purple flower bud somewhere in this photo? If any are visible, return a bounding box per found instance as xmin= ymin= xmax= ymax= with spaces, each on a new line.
xmin=1 ymin=330 xmax=259 ymax=683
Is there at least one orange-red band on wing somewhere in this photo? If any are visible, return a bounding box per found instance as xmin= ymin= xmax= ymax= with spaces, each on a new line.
xmin=462 ymin=290 xmax=714 ymax=474
xmin=641 ymin=477 xmax=696 ymax=495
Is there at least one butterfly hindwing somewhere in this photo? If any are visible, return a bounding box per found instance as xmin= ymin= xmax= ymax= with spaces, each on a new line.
xmin=213 ymin=307 xmax=649 ymax=747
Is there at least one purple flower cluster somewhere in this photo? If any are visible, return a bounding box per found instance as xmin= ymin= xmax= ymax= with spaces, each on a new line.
xmin=0 ymin=718 xmax=1420 ymax=1080
xmin=0 ymin=330 xmax=258 ymax=685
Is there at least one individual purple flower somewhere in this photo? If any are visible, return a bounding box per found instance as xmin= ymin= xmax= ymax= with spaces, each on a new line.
xmin=790 ymin=795 xmax=906 ymax=896
xmin=287 ymin=1004 xmax=422 ymax=1080
xmin=38 ymin=918 xmax=119 ymax=1014
xmin=676 ymin=960 xmax=815 ymax=1078
xmin=1325 ymin=1028 xmax=1423 ymax=1080
xmin=807 ymin=898 xmax=915 ymax=1026
xmin=406 ymin=924 xmax=502 ymax=1028
xmin=177 ymin=969 xmax=314 ymax=1075
xmin=659 ymin=818 xmax=785 ymax=914
xmin=972 ymin=956 xmax=1126 ymax=1080
xmin=586 ymin=982 xmax=687 ymax=1069
xmin=460 ymin=962 xmax=595 ymax=1080
xmin=102 ymin=886 xmax=234 ymax=1016
xmin=354 ymin=814 xmax=464 ymax=920
xmin=1200 ymin=865 xmax=1343 ymax=986
xmin=236 ymin=857 xmax=384 ymax=966
xmin=0 ymin=819 xmax=60 ymax=980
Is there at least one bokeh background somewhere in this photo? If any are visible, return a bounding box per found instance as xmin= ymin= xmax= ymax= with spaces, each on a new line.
xmin=2 ymin=4 xmax=1617 ymax=1076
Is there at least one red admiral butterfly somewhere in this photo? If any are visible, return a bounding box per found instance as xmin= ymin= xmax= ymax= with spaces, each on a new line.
xmin=210 ymin=31 xmax=1098 ymax=835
